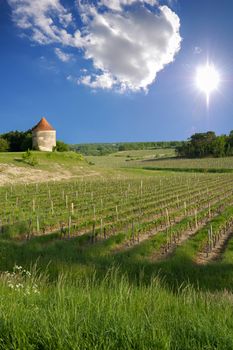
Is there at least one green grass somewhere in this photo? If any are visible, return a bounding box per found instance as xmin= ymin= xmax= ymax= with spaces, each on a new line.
xmin=1 ymin=150 xmax=233 ymax=348
xmin=0 ymin=151 xmax=85 ymax=169
xmin=86 ymin=150 xmax=233 ymax=173
xmin=139 ymin=156 xmax=233 ymax=171
xmin=0 ymin=150 xmax=174 ymax=183
xmin=0 ymin=151 xmax=100 ymax=184
xmin=86 ymin=148 xmax=175 ymax=168
xmin=0 ymin=230 xmax=232 ymax=348
xmin=1 ymin=226 xmax=233 ymax=349
xmin=1 ymin=268 xmax=233 ymax=350
xmin=220 ymin=230 xmax=233 ymax=265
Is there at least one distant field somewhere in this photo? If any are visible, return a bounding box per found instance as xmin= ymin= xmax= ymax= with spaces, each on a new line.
xmin=86 ymin=148 xmax=175 ymax=167
xmin=139 ymin=156 xmax=233 ymax=171
xmin=87 ymin=149 xmax=233 ymax=172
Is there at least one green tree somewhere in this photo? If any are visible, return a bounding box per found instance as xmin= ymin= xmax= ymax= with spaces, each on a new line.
xmin=176 ymin=132 xmax=219 ymax=158
xmin=0 ymin=138 xmax=9 ymax=152
xmin=0 ymin=130 xmax=32 ymax=152
xmin=55 ymin=141 xmax=69 ymax=152
xmin=211 ymin=136 xmax=226 ymax=157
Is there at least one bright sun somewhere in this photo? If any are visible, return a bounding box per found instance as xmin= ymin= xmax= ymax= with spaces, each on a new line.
xmin=196 ymin=63 xmax=220 ymax=105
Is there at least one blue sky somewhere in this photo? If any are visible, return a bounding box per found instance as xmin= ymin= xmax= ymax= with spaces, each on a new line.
xmin=0 ymin=0 xmax=232 ymax=143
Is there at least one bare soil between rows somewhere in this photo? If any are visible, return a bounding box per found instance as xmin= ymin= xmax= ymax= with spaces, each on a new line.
xmin=196 ymin=229 xmax=233 ymax=265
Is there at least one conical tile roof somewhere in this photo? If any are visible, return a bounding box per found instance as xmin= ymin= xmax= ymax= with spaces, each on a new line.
xmin=32 ymin=117 xmax=55 ymax=132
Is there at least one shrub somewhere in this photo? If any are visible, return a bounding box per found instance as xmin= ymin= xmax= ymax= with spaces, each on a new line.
xmin=54 ymin=141 xmax=69 ymax=152
xmin=22 ymin=150 xmax=38 ymax=166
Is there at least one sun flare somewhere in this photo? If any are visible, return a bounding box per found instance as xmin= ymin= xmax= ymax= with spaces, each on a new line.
xmin=196 ymin=63 xmax=220 ymax=105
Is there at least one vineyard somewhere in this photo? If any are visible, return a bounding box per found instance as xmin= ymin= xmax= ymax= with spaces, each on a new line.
xmin=1 ymin=174 xmax=233 ymax=245
xmin=0 ymin=169 xmax=233 ymax=349
xmin=140 ymin=156 xmax=233 ymax=171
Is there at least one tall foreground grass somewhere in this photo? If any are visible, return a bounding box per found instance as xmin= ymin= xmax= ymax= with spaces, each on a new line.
xmin=0 ymin=267 xmax=233 ymax=350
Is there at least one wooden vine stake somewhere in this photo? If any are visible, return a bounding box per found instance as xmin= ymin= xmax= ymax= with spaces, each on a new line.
xmin=208 ymin=202 xmax=211 ymax=218
xmin=116 ymin=205 xmax=118 ymax=221
xmin=132 ymin=221 xmax=135 ymax=244
xmin=176 ymin=195 xmax=179 ymax=208
xmin=166 ymin=227 xmax=169 ymax=251
xmin=36 ymin=216 xmax=40 ymax=234
xmin=184 ymin=201 xmax=187 ymax=216
xmin=28 ymin=219 xmax=32 ymax=240
xmin=207 ymin=229 xmax=211 ymax=257
xmin=195 ymin=209 xmax=198 ymax=229
xmin=71 ymin=203 xmax=74 ymax=215
xmin=65 ymin=195 xmax=68 ymax=209
xmin=68 ymin=216 xmax=71 ymax=239
xmin=32 ymin=198 xmax=35 ymax=213
xmin=51 ymin=200 xmax=54 ymax=215
xmin=210 ymin=225 xmax=213 ymax=250
xmin=165 ymin=208 xmax=170 ymax=227
xmin=100 ymin=218 xmax=103 ymax=238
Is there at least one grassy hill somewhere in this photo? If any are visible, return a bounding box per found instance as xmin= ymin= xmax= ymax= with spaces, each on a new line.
xmin=0 ymin=151 xmax=99 ymax=185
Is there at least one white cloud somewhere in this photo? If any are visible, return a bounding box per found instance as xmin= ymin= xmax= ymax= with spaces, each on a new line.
xmin=54 ymin=48 xmax=72 ymax=62
xmin=78 ymin=72 xmax=116 ymax=90
xmin=8 ymin=0 xmax=84 ymax=46
xmin=8 ymin=0 xmax=182 ymax=92
xmin=99 ymin=0 xmax=158 ymax=11
xmin=79 ymin=3 xmax=181 ymax=91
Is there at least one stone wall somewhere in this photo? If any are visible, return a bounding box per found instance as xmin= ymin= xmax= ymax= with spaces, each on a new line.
xmin=32 ymin=130 xmax=56 ymax=152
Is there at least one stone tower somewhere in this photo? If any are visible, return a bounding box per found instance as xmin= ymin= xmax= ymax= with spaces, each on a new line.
xmin=32 ymin=117 xmax=56 ymax=152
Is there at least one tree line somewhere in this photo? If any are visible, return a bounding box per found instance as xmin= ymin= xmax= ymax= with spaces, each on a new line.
xmin=0 ymin=130 xmax=69 ymax=152
xmin=176 ymin=131 xmax=233 ymax=158
xmin=1 ymin=129 xmax=232 ymax=158
xmin=0 ymin=130 xmax=32 ymax=152
xmin=71 ymin=141 xmax=183 ymax=156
